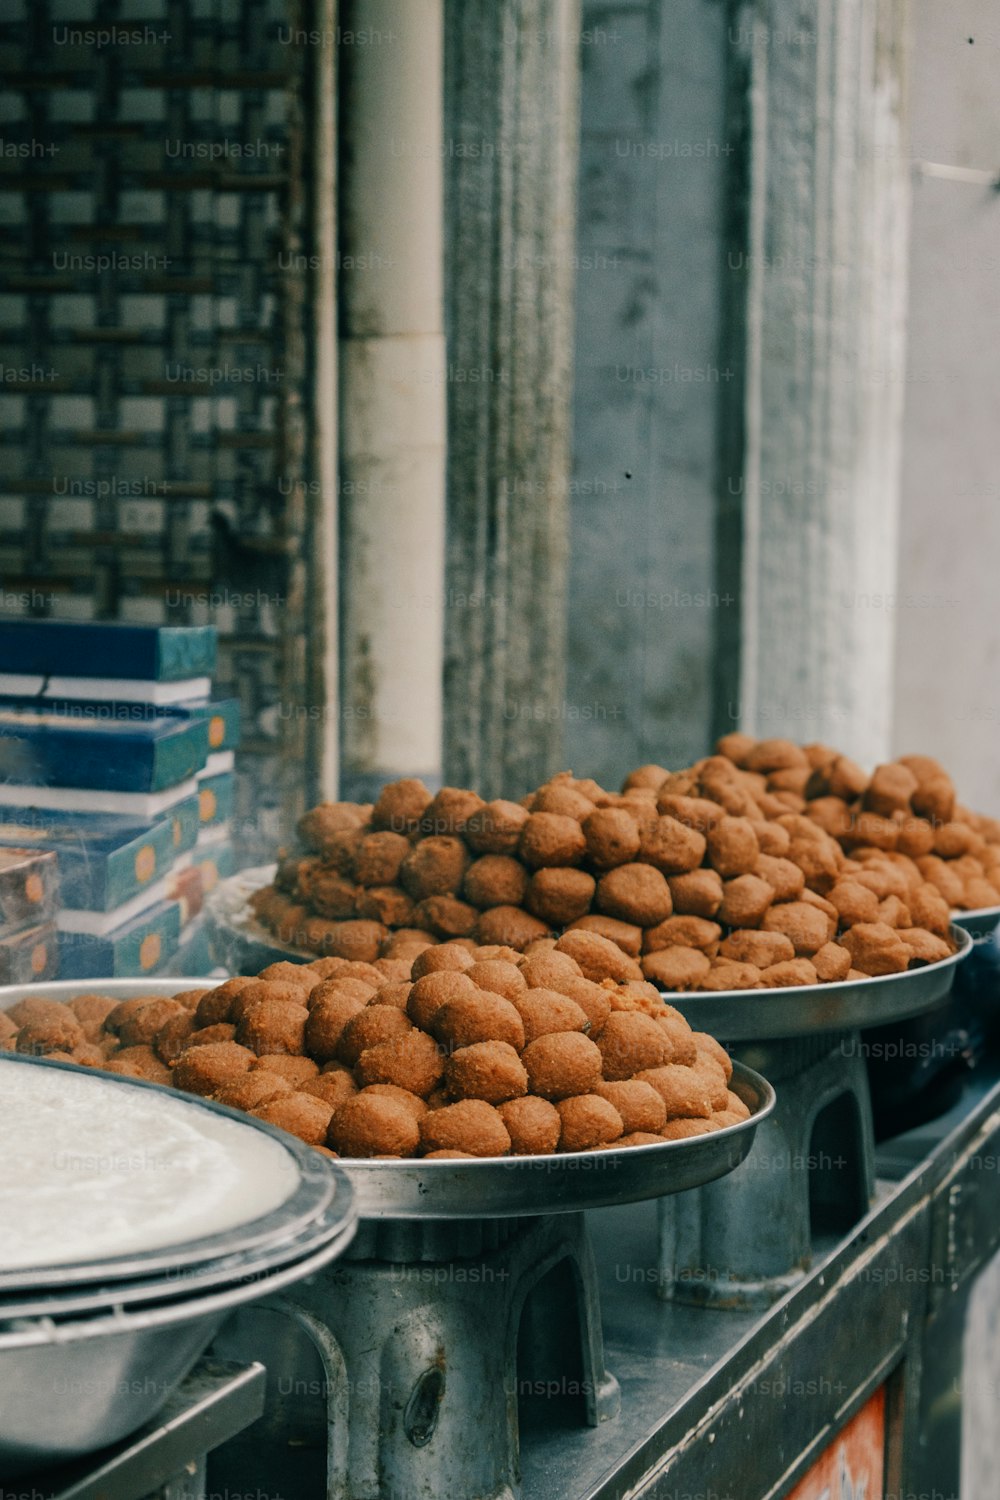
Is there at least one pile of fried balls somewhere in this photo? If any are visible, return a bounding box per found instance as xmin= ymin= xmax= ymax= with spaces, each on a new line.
xmin=0 ymin=943 xmax=749 ymax=1157
xmin=251 ymin=736 xmax=992 ymax=992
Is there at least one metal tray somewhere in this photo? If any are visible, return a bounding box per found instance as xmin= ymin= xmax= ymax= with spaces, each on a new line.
xmin=667 ymin=924 xmax=973 ymax=1041
xmin=0 ymin=1221 xmax=356 ymax=1479
xmin=952 ymin=905 xmax=1000 ymax=940
xmin=0 ymin=1037 xmax=347 ymax=1294
xmin=205 ymin=863 xmax=314 ymax=969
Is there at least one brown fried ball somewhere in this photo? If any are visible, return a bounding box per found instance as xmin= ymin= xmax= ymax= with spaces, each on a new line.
xmin=309 ymin=874 xmax=360 ymax=920
xmin=370 ymin=980 xmax=413 ymax=1011
xmin=899 ymin=928 xmax=953 ymax=964
xmin=756 ymin=854 xmax=806 ymax=902
xmin=862 ymin=763 xmax=918 ymax=818
xmin=412 ymin=896 xmax=479 ymax=938
xmin=68 ymin=994 xmax=119 ymax=1040
xmin=408 ymin=943 xmax=473 ymax=980
xmin=258 ymin=961 xmax=323 ymax=995
xmin=187 ymin=1023 xmax=237 ymax=1048
xmin=760 ymin=901 xmax=830 ymax=956
xmin=371 ymin=777 xmax=433 ymax=835
xmin=322 ymin=920 xmax=388 ymax=963
xmin=565 ymin=914 xmax=643 ymax=958
xmin=417 ymin=786 xmax=486 ymax=839
xmin=533 ymin=779 xmax=597 ymax=821
xmin=637 ymin=816 xmax=706 ymax=875
xmin=474 ymin=905 xmax=552 ymax=951
xmin=667 ymin=870 xmax=724 ymax=918
xmin=173 ymin=1041 xmax=255 ymax=1096
xmin=554 ymin=930 xmax=643 ymax=983
xmin=706 ymin=816 xmax=760 ymax=877
xmin=660 ymin=1118 xmax=719 ymax=1140
xmin=689 ymin=1056 xmax=729 ymax=1110
xmin=357 ymin=1084 xmax=428 ymax=1119
xmin=432 ymin=993 xmax=526 ymax=1052
xmin=356 ymin=886 xmax=417 ymax=927
xmin=235 ymin=1000 xmax=309 ymax=1057
xmin=215 ymin=1072 xmax=295 ymax=1111
xmin=594 ymin=1079 xmax=667 ymax=1133
xmin=558 ymin=1095 xmax=624 ymax=1152
xmin=16 ymin=1013 xmax=83 ymax=1056
xmin=812 ymin=941 xmax=853 ymax=982
xmin=0 ymin=1012 xmax=17 ymax=1048
xmin=827 ymin=879 xmax=879 ymax=928
xmin=551 ymin=977 xmax=613 ymax=1035
xmin=355 ymin=1030 xmax=446 ymax=1097
xmin=353 ymin=831 xmax=410 ymax=887
xmin=103 ymin=1045 xmax=172 ymax=1085
xmin=252 ymin=1094 xmax=336 ymax=1147
xmin=419 ymin=1100 xmax=511 ymax=1157
xmin=229 ymin=979 xmax=314 ymax=1023
xmin=336 ymin=1005 xmax=414 ymax=1066
xmin=581 ymin=807 xmax=641 ymax=869
xmin=463 ymin=855 xmax=529 ymax=910
xmin=916 ymin=856 xmax=965 ymax=907
xmin=252 ymin=1055 xmax=320 ymax=1084
xmin=636 ymin=1064 xmax=714 ymax=1119
xmin=622 ymin=763 xmax=671 ymax=791
xmin=759 ymin=959 xmax=820 ymax=988
xmin=511 ymin=988 xmax=590 ymax=1044
xmin=908 ymin=884 xmax=952 ymax=936
xmin=518 ymin=950 xmax=582 ymax=987
xmin=307 ymin=977 xmax=379 ymax=1014
xmin=719 ymin=929 xmax=795 ymax=967
xmin=445 ymin=1041 xmax=528 ymax=1104
xmin=304 ymin=993 xmax=369 ymax=1061
xmin=191 ymin=979 xmax=253 ymax=1029
xmin=642 ymin=915 xmax=721 ymax=955
xmin=329 ymin=1093 xmax=421 ymax=1157
xmin=301 ymin=1067 xmax=359 ymax=1109
xmin=699 ymin=960 xmax=762 ymax=991
xmin=743 ymin=738 xmax=808 ymax=773
xmin=596 ymin=1012 xmax=673 ymax=1079
xmin=655 ymin=793 xmax=726 ymax=834
xmin=593 ymin=863 xmax=670 ymax=927
xmin=465 ymin=959 xmax=527 ymax=1001
xmin=693 ymin=1031 xmax=733 ymax=1080
xmin=641 ymin=948 xmax=711 ymax=991
xmin=522 ymin=1032 xmax=603 ymax=1101
xmin=407 ymin=970 xmax=480 ymax=1031
xmin=498 ymin=1095 xmax=562 ymax=1155
xmin=527 ymin=868 xmax=596 ymax=926
xmin=840 ymin=922 xmax=911 ymax=976
xmin=465 ymin=799 xmax=530 ymax=854
xmin=716 ymin=732 xmax=757 ymax=766
xmin=518 ymin=812 xmax=587 ymax=869
xmin=877 ymin=894 xmax=912 ymax=929
xmin=911 ymin=775 xmax=956 ymax=824
xmin=717 ymin=874 xmax=773 ymax=929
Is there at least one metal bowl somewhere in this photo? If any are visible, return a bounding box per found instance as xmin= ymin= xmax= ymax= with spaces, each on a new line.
xmin=952 ymin=905 xmax=1000 ymax=941
xmin=204 ymin=864 xmax=312 ymax=969
xmin=667 ymin=923 xmax=972 ymax=1041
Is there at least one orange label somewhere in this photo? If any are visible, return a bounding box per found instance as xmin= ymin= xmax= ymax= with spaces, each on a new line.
xmin=25 ymin=873 xmax=44 ymax=903
xmin=201 ymin=860 xmax=218 ymax=892
xmin=30 ymin=943 xmax=47 ymax=974
xmin=172 ymin=816 xmax=182 ymax=847
xmin=139 ymin=932 xmax=162 ymax=971
xmin=208 ymin=714 xmax=225 ymax=748
xmin=135 ymin=845 xmax=156 ymax=883
xmin=199 ymin=788 xmax=217 ymax=822
xmin=787 ymin=1385 xmax=885 ymax=1500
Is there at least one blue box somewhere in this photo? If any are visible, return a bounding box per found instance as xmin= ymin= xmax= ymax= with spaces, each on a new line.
xmin=58 ymin=898 xmax=182 ymax=979
xmin=0 ymin=809 xmax=174 ymax=912
xmin=0 ymin=620 xmax=217 ymax=682
xmin=0 ymin=710 xmax=209 ymax=792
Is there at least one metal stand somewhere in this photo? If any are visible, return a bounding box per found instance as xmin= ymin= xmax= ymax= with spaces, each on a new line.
xmin=218 ymin=1213 xmax=620 ymax=1500
xmin=658 ymin=1031 xmax=875 ymax=1307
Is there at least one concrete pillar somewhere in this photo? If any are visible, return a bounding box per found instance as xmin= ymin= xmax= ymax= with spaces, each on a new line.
xmin=442 ymin=0 xmax=581 ymax=800
xmin=713 ymin=0 xmax=911 ymax=766
xmin=337 ymin=0 xmax=447 ymax=802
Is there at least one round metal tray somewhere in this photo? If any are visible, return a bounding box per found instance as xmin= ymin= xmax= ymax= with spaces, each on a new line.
xmin=666 ymin=923 xmax=973 ymax=1041
xmin=205 ymin=863 xmax=313 ymax=969
xmin=952 ymin=905 xmax=1000 ymax=940
xmin=0 ymin=1037 xmax=348 ymax=1294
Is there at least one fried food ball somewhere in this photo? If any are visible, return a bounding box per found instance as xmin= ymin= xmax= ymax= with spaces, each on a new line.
xmin=353 ymin=831 xmax=410 ymax=887
xmin=581 ymin=807 xmax=641 ymax=869
xmin=371 ymin=777 xmax=433 ymax=835
xmin=407 ymin=970 xmax=480 ymax=1031
xmin=760 ymin=901 xmax=830 ymax=956
xmin=963 ymin=877 xmax=1000 ymax=909
xmin=596 ymin=1012 xmax=674 ymax=1079
xmin=840 ymin=921 xmax=912 ymax=976
xmin=330 ymin=920 xmax=390 ymax=962
xmin=760 ymin=959 xmax=820 ymax=987
xmin=0 ymin=1012 xmax=17 ymax=1048
xmin=329 ymin=1094 xmax=420 ymax=1157
xmin=252 ymin=1055 xmax=320 ymax=1084
xmin=693 ymin=1032 xmax=733 ymax=1081
xmin=755 ymin=854 xmax=805 ymax=902
xmin=309 ymin=873 xmax=360 ymax=920
xmin=418 ymin=786 xmax=486 ymax=838
xmin=554 ymin=930 xmax=643 ymax=982
xmin=715 ymin=732 xmax=756 ymax=765
xmin=899 ymin=927 xmax=953 ymax=964
xmin=557 ymin=1095 xmax=623 ymax=1152
xmin=355 ymin=1030 xmax=445 ymax=1097
xmin=787 ymin=836 xmax=842 ymax=895
xmin=445 ymin=1041 xmax=528 ymax=1104
xmin=642 ymin=915 xmax=721 ymax=955
xmin=594 ymin=1079 xmax=667 ymax=1133
xmin=297 ymin=801 xmax=367 ymax=853
xmin=768 ymin=767 xmax=812 ymax=796
xmin=419 ymin=1100 xmax=511 ymax=1157
xmin=305 ymin=993 xmax=369 ymax=1061
xmin=622 ymin=763 xmax=671 ymax=792
xmin=667 ymin=869 xmax=724 ymax=918
xmin=173 ymin=1041 xmax=255 ymax=1095
xmin=252 ymin=1095 xmax=337 ymax=1147
xmin=67 ymin=1042 xmax=106 ymax=1067
xmin=690 ymin=1056 xmax=729 ymax=1110
xmin=399 ymin=836 xmax=469 ymax=900
xmin=844 ymin=812 xmax=899 ymax=853
xmin=521 ymin=1032 xmax=603 ymax=1101
xmin=215 ymin=1072 xmax=295 ymax=1111
xmin=230 ymin=979 xmax=315 ymax=1023
xmin=717 ymin=874 xmax=773 ymax=929
xmin=406 ymin=944 xmax=471 ymax=980
xmin=533 ymin=779 xmax=597 ymax=821
xmin=100 ymin=996 xmax=167 ymax=1036
xmin=16 ymin=1013 xmax=83 ymax=1055
xmin=356 ymin=886 xmax=417 ymax=926
xmin=432 ymin=993 xmax=526 ymax=1052
xmin=812 ymin=941 xmax=853 ymax=982
xmin=301 ymin=1067 xmax=359 ymax=1109
xmin=893 ymin=817 xmax=936 ymax=860
xmin=462 ymin=855 xmax=528 ymax=910
xmin=527 ymin=868 xmax=596 ymax=926
xmin=187 ymin=1023 xmax=237 ymax=1048
xmin=655 ymin=793 xmax=725 ymax=834
xmin=877 ymin=894 xmax=912 ymax=928
xmin=743 ymin=738 xmax=808 ymax=773
xmin=257 ymin=961 xmax=322 ymax=995
xmin=823 ymin=756 xmax=869 ymax=801
xmin=828 ymin=879 xmax=880 ymax=927
xmin=307 ymin=977 xmax=378 ymax=1014
xmin=721 ymin=1090 xmax=751 ymax=1122
xmin=595 ymin=863 xmax=672 ymax=927
xmin=862 ymin=763 xmax=918 ymax=819
xmin=916 ymin=856 xmax=965 ymax=907
xmin=235 ymin=1000 xmax=309 ymax=1057
xmin=511 ymin=988 xmax=590 ymax=1044
xmin=911 ymin=775 xmax=956 ymax=824
xmin=412 ymin=896 xmax=479 ymax=938
xmin=658 ymin=1014 xmax=698 ymax=1066
xmin=103 ymin=1046 xmax=172 ymax=1085
xmin=719 ymin=929 xmax=795 ymax=967
xmin=336 ymin=1005 xmax=414 ymax=1066
xmin=498 ymin=1095 xmax=562 ymax=1155
xmin=908 ymin=883 xmax=952 ymax=936
xmin=637 ymin=816 xmax=707 ymax=875
xmin=637 ymin=1064 xmax=715 ymax=1118
xmin=706 ymin=816 xmax=760 ymax=877
xmin=565 ymin=914 xmax=643 ymax=958
xmin=465 ymin=799 xmax=530 ymax=854
xmin=551 ymin=977 xmax=613 ymax=1035
xmin=475 ymin=905 xmax=551 ymax=951
xmin=369 ymin=981 xmax=413 ymax=1012
xmin=699 ymin=960 xmax=762 ymax=991
xmin=465 ymin=959 xmax=527 ymax=1001
xmin=641 ymin=948 xmax=712 ymax=991
xmin=518 ymin=812 xmax=587 ymax=869
xmin=357 ymin=1084 xmax=427 ymax=1119
xmin=68 ymin=994 xmax=118 ymax=1040
xmin=518 ymin=950 xmax=583 ymax=988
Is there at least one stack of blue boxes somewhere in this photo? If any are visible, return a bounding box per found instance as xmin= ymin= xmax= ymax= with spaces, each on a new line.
xmin=0 ymin=620 xmax=238 ymax=979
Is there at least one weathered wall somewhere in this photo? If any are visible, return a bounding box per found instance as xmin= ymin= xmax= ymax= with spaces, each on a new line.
xmin=892 ymin=2 xmax=1000 ymax=814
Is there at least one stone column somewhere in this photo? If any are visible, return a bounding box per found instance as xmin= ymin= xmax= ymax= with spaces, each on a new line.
xmin=442 ymin=0 xmax=581 ymax=799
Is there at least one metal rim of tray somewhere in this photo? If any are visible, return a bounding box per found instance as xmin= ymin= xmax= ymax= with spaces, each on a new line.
xmin=951 ymin=904 xmax=1000 ymax=940
xmin=0 ymin=1038 xmax=351 ymax=1294
xmin=665 ymin=923 xmax=973 ymax=1042
xmin=205 ymin=863 xmax=314 ymax=965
